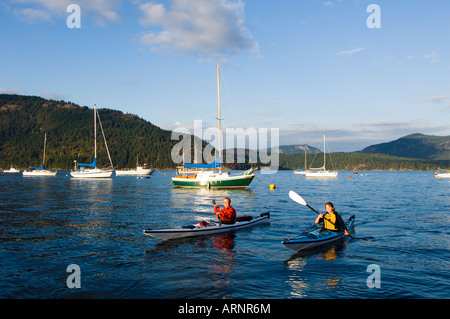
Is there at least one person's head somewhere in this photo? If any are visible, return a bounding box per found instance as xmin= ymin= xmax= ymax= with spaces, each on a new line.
xmin=325 ymin=202 xmax=335 ymax=214
xmin=224 ymin=197 xmax=231 ymax=207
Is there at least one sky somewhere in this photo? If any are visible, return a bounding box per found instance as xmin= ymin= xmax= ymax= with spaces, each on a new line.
xmin=1 ymin=0 xmax=450 ymax=152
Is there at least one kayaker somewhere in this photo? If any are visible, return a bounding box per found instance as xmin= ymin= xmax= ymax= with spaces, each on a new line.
xmin=315 ymin=202 xmax=350 ymax=236
xmin=213 ymin=197 xmax=236 ymax=224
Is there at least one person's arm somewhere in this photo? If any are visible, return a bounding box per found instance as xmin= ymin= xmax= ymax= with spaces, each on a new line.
xmin=336 ymin=213 xmax=349 ymax=235
xmin=212 ymin=200 xmax=221 ymax=217
xmin=315 ymin=213 xmax=324 ymax=224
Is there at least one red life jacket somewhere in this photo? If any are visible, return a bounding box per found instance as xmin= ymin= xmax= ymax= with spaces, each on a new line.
xmin=214 ymin=206 xmax=236 ymax=223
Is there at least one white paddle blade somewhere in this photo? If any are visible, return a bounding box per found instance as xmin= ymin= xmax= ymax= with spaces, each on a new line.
xmin=289 ymin=190 xmax=307 ymax=206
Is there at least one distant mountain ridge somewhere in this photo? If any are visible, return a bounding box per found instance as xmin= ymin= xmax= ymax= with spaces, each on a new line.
xmin=277 ymin=144 xmax=321 ymax=154
xmin=360 ymin=133 xmax=450 ymax=160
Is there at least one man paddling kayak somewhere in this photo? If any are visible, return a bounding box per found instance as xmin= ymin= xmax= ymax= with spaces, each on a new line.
xmin=213 ymin=197 xmax=236 ymax=224
xmin=315 ymin=202 xmax=350 ymax=236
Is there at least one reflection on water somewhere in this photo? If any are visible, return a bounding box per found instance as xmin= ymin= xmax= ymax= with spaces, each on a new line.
xmin=284 ymin=242 xmax=349 ymax=298
xmin=1 ymin=171 xmax=449 ymax=298
xmin=143 ymin=232 xmax=237 ymax=298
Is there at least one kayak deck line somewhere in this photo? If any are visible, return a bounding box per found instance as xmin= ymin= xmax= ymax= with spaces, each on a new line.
xmin=143 ymin=212 xmax=270 ymax=240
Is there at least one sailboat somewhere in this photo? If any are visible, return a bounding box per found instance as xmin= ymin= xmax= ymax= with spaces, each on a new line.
xmin=70 ymin=104 xmax=113 ymax=178
xmin=171 ymin=66 xmax=256 ymax=189
xmin=23 ymin=133 xmax=57 ymax=176
xmin=294 ymin=148 xmax=311 ymax=175
xmin=435 ymin=169 xmax=450 ymax=178
xmin=116 ymin=154 xmax=154 ymax=176
xmin=6 ymin=167 xmax=21 ymax=174
xmin=305 ymin=135 xmax=338 ymax=178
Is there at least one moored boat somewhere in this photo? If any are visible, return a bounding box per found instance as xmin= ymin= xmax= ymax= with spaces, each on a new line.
xmin=23 ymin=168 xmax=57 ymax=177
xmin=116 ymin=154 xmax=154 ymax=176
xmin=171 ymin=66 xmax=256 ymax=189
xmin=282 ymin=215 xmax=355 ymax=251
xmin=144 ymin=212 xmax=270 ymax=240
xmin=70 ymin=104 xmax=114 ymax=179
xmin=305 ymin=170 xmax=338 ymax=178
xmin=294 ymin=149 xmax=311 ymax=175
xmin=305 ymin=135 xmax=338 ymax=178
xmin=435 ymin=170 xmax=450 ymax=178
xmin=23 ymin=133 xmax=57 ymax=177
xmin=172 ymin=166 xmax=255 ymax=189
xmin=6 ymin=167 xmax=20 ymax=174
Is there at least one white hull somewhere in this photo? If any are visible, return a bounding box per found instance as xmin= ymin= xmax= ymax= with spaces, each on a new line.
xmin=23 ymin=170 xmax=57 ymax=176
xmin=144 ymin=213 xmax=270 ymax=240
xmin=435 ymin=172 xmax=450 ymax=178
xmin=70 ymin=169 xmax=113 ymax=178
xmin=6 ymin=168 xmax=20 ymax=174
xmin=294 ymin=170 xmax=309 ymax=175
xmin=116 ymin=168 xmax=154 ymax=176
xmin=306 ymin=171 xmax=338 ymax=178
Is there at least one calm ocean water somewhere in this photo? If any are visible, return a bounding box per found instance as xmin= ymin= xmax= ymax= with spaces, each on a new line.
xmin=0 ymin=170 xmax=448 ymax=299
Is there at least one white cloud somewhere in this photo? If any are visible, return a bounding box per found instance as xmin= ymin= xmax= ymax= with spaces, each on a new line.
xmin=323 ymin=1 xmax=333 ymax=7
xmin=138 ymin=0 xmax=259 ymax=58
xmin=336 ymin=48 xmax=364 ymax=56
xmin=424 ymin=51 xmax=439 ymax=63
xmin=336 ymin=47 xmax=364 ymax=57
xmin=427 ymin=94 xmax=450 ymax=103
xmin=8 ymin=0 xmax=122 ymax=24
xmin=13 ymin=7 xmax=51 ymax=22
xmin=0 ymin=88 xmax=22 ymax=94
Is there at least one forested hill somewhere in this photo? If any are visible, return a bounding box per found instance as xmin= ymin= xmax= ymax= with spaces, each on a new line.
xmin=1 ymin=94 xmax=449 ymax=171
xmin=0 ymin=94 xmax=179 ymax=169
xmin=360 ymin=133 xmax=450 ymax=160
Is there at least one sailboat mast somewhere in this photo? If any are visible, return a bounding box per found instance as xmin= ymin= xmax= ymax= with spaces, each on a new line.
xmin=323 ymin=135 xmax=326 ymax=170
xmin=304 ymin=148 xmax=307 ymax=170
xmin=42 ymin=133 xmax=47 ymax=167
xmin=94 ymin=104 xmax=97 ymax=160
xmin=217 ymin=65 xmax=222 ymax=173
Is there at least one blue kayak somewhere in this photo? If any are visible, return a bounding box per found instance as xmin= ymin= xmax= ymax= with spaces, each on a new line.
xmin=282 ymin=215 xmax=355 ymax=251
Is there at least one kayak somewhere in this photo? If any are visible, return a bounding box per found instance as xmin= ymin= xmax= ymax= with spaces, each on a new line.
xmin=282 ymin=215 xmax=355 ymax=252
xmin=143 ymin=212 xmax=270 ymax=240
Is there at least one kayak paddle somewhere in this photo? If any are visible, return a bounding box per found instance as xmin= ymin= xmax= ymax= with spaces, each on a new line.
xmin=212 ymin=199 xmax=222 ymax=225
xmin=288 ymin=191 xmax=321 ymax=215
xmin=288 ymin=190 xmax=353 ymax=239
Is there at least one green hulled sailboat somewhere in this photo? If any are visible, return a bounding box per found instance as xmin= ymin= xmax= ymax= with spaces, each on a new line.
xmin=171 ymin=66 xmax=256 ymax=189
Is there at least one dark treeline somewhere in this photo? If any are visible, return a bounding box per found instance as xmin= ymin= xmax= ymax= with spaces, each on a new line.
xmin=279 ymin=152 xmax=449 ymax=171
xmin=1 ymin=94 xmax=448 ymax=171
xmin=0 ymin=94 xmax=178 ymax=169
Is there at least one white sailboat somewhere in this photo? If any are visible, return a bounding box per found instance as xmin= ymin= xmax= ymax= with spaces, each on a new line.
xmin=116 ymin=154 xmax=154 ymax=176
xmin=70 ymin=104 xmax=113 ymax=178
xmin=6 ymin=167 xmax=21 ymax=174
xmin=435 ymin=170 xmax=450 ymax=178
xmin=23 ymin=133 xmax=57 ymax=177
xmin=306 ymin=135 xmax=338 ymax=178
xmin=294 ymin=149 xmax=311 ymax=175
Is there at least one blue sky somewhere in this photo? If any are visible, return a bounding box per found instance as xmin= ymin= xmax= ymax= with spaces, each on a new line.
xmin=1 ymin=0 xmax=449 ymax=151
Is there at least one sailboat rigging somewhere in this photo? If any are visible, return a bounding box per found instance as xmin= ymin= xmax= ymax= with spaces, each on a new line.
xmin=305 ymin=135 xmax=338 ymax=178
xmin=70 ymin=104 xmax=114 ymax=178
xmin=23 ymin=133 xmax=57 ymax=176
xmin=171 ymin=66 xmax=255 ymax=189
